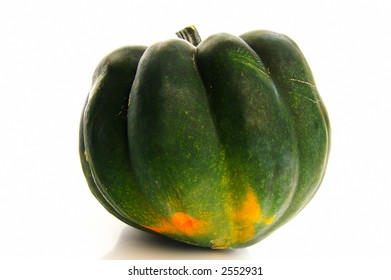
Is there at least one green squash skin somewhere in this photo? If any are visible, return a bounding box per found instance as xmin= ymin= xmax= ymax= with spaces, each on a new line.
xmin=79 ymin=97 xmax=125 ymax=223
xmin=195 ymin=34 xmax=300 ymax=247
xmin=127 ymin=40 xmax=226 ymax=247
xmin=240 ymin=31 xmax=331 ymax=240
xmin=80 ymin=30 xmax=330 ymax=249
xmin=81 ymin=46 xmax=166 ymax=232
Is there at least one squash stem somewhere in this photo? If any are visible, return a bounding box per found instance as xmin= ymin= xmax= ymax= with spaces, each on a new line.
xmin=176 ymin=26 xmax=202 ymax=46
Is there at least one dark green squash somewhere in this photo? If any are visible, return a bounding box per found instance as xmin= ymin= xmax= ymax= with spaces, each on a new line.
xmin=80 ymin=26 xmax=330 ymax=249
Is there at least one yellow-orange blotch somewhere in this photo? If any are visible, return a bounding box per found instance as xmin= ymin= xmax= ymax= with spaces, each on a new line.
xmin=142 ymin=212 xmax=206 ymax=236
xmin=231 ymin=188 xmax=263 ymax=242
xmin=264 ymin=215 xmax=276 ymax=225
xmin=236 ymin=189 xmax=263 ymax=222
xmin=171 ymin=212 xmax=205 ymax=235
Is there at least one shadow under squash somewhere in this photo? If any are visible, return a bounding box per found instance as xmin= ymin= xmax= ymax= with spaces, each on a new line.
xmin=102 ymin=227 xmax=251 ymax=260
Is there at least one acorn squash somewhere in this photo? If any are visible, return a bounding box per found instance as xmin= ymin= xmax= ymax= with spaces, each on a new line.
xmin=79 ymin=26 xmax=330 ymax=249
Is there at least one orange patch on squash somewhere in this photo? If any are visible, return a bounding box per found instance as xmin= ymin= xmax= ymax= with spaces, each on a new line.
xmin=231 ymin=188 xmax=263 ymax=242
xmin=171 ymin=212 xmax=205 ymax=235
xmin=142 ymin=212 xmax=206 ymax=236
xmin=235 ymin=189 xmax=263 ymax=222
xmin=143 ymin=225 xmax=164 ymax=233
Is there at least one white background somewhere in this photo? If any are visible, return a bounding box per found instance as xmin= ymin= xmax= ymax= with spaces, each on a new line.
xmin=1 ymin=0 xmax=391 ymax=278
